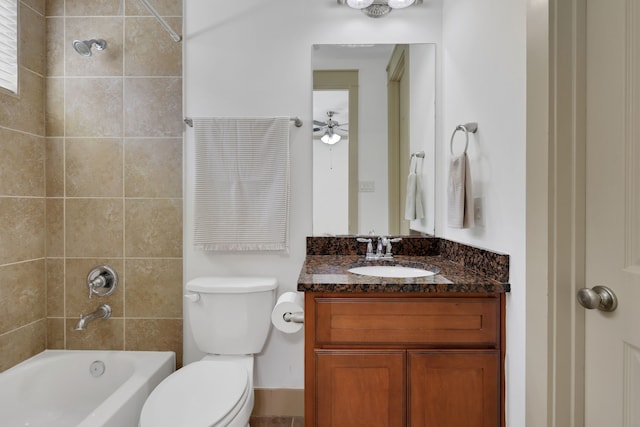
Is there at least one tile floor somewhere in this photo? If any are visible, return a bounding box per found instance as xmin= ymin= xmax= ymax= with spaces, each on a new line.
xmin=249 ymin=416 xmax=304 ymax=427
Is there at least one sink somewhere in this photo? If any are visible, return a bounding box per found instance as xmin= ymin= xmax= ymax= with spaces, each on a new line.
xmin=348 ymin=265 xmax=437 ymax=278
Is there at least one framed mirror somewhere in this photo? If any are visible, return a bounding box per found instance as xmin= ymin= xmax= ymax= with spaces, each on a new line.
xmin=312 ymin=43 xmax=436 ymax=237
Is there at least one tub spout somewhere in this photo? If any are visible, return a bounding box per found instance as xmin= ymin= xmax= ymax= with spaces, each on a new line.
xmin=74 ymin=304 xmax=112 ymax=331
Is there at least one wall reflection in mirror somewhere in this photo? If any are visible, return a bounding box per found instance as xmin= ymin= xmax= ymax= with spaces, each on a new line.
xmin=312 ymin=43 xmax=436 ymax=237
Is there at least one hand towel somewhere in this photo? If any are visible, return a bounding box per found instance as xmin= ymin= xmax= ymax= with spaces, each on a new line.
xmin=192 ymin=117 xmax=290 ymax=251
xmin=405 ymin=157 xmax=425 ymax=221
xmin=447 ymin=153 xmax=474 ymax=228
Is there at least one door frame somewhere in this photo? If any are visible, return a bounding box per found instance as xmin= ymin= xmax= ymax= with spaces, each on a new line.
xmin=526 ymin=0 xmax=587 ymax=426
xmin=387 ymin=45 xmax=410 ymax=235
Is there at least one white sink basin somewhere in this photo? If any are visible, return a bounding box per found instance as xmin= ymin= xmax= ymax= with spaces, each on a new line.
xmin=348 ymin=265 xmax=437 ymax=278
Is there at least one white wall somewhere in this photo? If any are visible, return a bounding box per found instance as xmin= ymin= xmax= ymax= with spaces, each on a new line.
xmin=351 ymin=51 xmax=391 ymax=234
xmin=313 ymin=139 xmax=350 ymax=235
xmin=184 ymin=1 xmax=526 ymax=425
xmin=440 ymin=0 xmax=527 ymax=425
xmin=409 ymin=44 xmax=436 ymax=234
xmin=184 ymin=0 xmax=443 ymax=388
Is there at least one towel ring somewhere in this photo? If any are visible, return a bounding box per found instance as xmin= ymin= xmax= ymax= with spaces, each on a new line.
xmin=450 ymin=122 xmax=478 ymax=156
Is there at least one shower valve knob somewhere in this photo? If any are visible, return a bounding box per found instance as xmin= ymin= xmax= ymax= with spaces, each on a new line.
xmin=87 ymin=265 xmax=118 ymax=299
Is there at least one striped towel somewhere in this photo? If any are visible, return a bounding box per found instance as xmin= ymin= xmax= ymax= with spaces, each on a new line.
xmin=193 ymin=117 xmax=290 ymax=251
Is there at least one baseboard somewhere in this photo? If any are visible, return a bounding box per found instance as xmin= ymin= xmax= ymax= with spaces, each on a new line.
xmin=253 ymin=388 xmax=304 ymax=417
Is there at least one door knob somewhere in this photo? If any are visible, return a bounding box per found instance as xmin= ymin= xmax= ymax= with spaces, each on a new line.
xmin=576 ymin=285 xmax=618 ymax=312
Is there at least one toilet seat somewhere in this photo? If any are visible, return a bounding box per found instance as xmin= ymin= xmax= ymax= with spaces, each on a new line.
xmin=139 ymin=360 xmax=250 ymax=427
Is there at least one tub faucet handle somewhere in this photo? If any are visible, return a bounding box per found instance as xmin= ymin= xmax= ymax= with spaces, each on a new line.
xmin=88 ymin=275 xmax=106 ymax=298
xmin=87 ymin=265 xmax=118 ymax=299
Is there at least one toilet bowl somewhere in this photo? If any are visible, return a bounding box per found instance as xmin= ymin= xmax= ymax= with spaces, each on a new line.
xmin=139 ymin=277 xmax=278 ymax=427
xmin=139 ymin=357 xmax=253 ymax=427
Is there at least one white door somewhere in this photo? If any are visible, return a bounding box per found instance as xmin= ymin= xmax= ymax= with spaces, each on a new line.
xmin=584 ymin=0 xmax=640 ymax=425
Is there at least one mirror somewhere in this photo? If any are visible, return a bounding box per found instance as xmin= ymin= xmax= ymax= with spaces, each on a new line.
xmin=312 ymin=44 xmax=436 ymax=237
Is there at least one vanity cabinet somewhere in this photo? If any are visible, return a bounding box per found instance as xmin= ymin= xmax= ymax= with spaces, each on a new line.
xmin=315 ymin=350 xmax=406 ymax=427
xmin=304 ymin=293 xmax=505 ymax=427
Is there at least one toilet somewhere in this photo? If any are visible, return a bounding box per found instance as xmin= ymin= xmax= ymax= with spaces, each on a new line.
xmin=139 ymin=276 xmax=278 ymax=427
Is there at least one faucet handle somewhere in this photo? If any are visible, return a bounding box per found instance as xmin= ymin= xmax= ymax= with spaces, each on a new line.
xmin=357 ymin=237 xmax=374 ymax=257
xmin=87 ymin=265 xmax=119 ymax=299
xmin=383 ymin=237 xmax=403 ymax=257
xmin=87 ymin=275 xmax=105 ymax=298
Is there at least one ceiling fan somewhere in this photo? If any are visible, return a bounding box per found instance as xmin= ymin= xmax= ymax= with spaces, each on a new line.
xmin=314 ymin=111 xmax=348 ymax=144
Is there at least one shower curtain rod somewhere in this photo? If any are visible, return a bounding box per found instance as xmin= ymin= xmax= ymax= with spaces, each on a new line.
xmin=138 ymin=0 xmax=182 ymax=42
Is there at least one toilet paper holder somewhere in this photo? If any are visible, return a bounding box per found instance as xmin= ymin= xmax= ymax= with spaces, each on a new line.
xmin=283 ymin=311 xmax=304 ymax=324
xmin=272 ymin=292 xmax=304 ymax=332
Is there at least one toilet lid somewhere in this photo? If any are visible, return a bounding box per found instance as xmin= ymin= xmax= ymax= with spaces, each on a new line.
xmin=140 ymin=360 xmax=250 ymax=427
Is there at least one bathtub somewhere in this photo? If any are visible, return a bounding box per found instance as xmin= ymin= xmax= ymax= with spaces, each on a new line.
xmin=0 ymin=349 xmax=175 ymax=427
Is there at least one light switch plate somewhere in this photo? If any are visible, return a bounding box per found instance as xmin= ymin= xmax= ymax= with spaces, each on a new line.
xmin=359 ymin=181 xmax=375 ymax=192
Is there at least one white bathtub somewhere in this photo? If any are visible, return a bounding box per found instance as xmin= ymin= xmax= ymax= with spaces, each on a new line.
xmin=0 ymin=349 xmax=175 ymax=427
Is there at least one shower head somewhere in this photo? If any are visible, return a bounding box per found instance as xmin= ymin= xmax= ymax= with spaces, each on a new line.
xmin=72 ymin=39 xmax=107 ymax=57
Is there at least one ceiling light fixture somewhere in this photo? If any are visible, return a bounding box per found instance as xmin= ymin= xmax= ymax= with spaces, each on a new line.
xmin=316 ymin=111 xmax=345 ymax=145
xmin=338 ymin=0 xmax=422 ymax=18
xmin=321 ymin=128 xmax=342 ymax=145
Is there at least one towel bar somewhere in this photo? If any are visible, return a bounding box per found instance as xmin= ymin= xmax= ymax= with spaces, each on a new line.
xmin=184 ymin=117 xmax=303 ymax=128
xmin=450 ymin=122 xmax=478 ymax=155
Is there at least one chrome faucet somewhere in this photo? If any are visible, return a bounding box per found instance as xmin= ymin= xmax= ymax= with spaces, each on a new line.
xmin=357 ymin=236 xmax=402 ymax=260
xmin=74 ymin=304 xmax=112 ymax=331
xmin=379 ymin=236 xmax=402 ymax=258
xmin=357 ymin=237 xmax=376 ymax=260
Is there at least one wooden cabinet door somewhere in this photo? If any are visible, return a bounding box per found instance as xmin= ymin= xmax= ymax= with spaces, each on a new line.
xmin=315 ymin=350 xmax=406 ymax=427
xmin=408 ymin=350 xmax=500 ymax=427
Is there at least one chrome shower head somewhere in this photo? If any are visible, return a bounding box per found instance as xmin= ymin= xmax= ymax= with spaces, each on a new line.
xmin=72 ymin=39 xmax=107 ymax=57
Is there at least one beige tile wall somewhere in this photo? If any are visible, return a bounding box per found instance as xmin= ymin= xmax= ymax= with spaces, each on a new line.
xmin=0 ymin=0 xmax=183 ymax=374
xmin=44 ymin=0 xmax=184 ymax=365
xmin=0 ymin=0 xmax=47 ymax=372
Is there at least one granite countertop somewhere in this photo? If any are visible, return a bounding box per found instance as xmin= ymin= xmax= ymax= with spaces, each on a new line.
xmin=297 ymin=237 xmax=511 ymax=294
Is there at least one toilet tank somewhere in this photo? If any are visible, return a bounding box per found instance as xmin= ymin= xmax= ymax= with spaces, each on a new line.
xmin=185 ymin=277 xmax=278 ymax=355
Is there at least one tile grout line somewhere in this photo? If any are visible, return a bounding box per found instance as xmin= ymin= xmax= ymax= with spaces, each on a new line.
xmin=121 ymin=4 xmax=127 ymax=351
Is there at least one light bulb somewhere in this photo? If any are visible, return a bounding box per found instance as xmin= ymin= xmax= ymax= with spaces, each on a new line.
xmin=321 ymin=133 xmax=342 ymax=145
xmin=347 ymin=0 xmax=374 ymax=9
xmin=387 ymin=0 xmax=415 ymax=8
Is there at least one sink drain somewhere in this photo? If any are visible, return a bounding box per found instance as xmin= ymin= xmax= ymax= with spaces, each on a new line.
xmin=90 ymin=360 xmax=105 ymax=377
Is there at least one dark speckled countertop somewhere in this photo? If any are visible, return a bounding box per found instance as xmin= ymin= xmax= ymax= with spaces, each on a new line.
xmin=297 ymin=236 xmax=510 ymax=294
